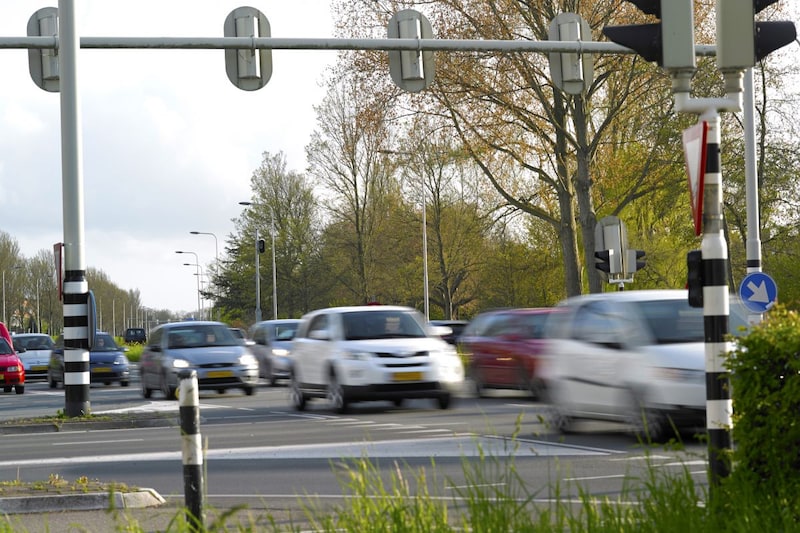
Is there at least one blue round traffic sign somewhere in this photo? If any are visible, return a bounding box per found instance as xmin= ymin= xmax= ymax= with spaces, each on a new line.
xmin=738 ymin=272 xmax=778 ymax=314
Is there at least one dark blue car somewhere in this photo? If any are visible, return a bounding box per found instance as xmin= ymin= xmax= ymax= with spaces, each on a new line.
xmin=48 ymin=332 xmax=131 ymax=388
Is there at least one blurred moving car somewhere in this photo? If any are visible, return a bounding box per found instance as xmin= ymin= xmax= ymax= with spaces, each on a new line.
xmin=458 ymin=308 xmax=555 ymax=399
xmin=11 ymin=333 xmax=54 ymax=381
xmin=248 ymin=319 xmax=301 ymax=386
xmin=541 ymin=289 xmax=749 ymax=441
xmin=0 ymin=335 xmax=25 ymax=394
xmin=139 ymin=321 xmax=259 ymax=399
xmin=289 ymin=306 xmax=464 ymax=413
xmin=48 ymin=332 xmax=131 ymax=388
xmin=429 ymin=320 xmax=469 ymax=345
xmin=228 ymin=328 xmax=249 ymax=342
xmin=123 ymin=328 xmax=147 ymax=344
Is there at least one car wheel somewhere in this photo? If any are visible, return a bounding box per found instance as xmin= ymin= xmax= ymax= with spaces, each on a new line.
xmin=542 ymin=387 xmax=574 ymax=434
xmin=472 ymin=367 xmax=487 ymax=398
xmin=161 ymin=373 xmax=177 ymax=401
xmin=14 ymin=385 xmax=24 ymax=394
xmin=142 ymin=377 xmax=153 ymax=399
xmin=624 ymin=390 xmax=668 ymax=442
xmin=289 ymin=372 xmax=307 ymax=411
xmin=243 ymin=385 xmax=256 ymax=396
xmin=269 ymin=374 xmax=278 ymax=387
xmin=121 ymin=380 xmax=130 ymax=387
xmin=437 ymin=393 xmax=452 ymax=410
xmin=217 ymin=388 xmax=226 ymax=395
xmin=49 ymin=374 xmax=58 ymax=389
xmin=392 ymin=398 xmax=404 ymax=407
xmin=327 ymin=372 xmax=349 ymax=414
xmin=3 ymin=387 xmax=11 ymax=393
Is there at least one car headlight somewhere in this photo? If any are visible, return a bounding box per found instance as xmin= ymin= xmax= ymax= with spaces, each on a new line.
xmin=344 ymin=351 xmax=372 ymax=361
xmin=114 ymin=355 xmax=129 ymax=365
xmin=172 ymin=358 xmax=190 ymax=369
xmin=7 ymin=365 xmax=20 ymax=372
xmin=271 ymin=348 xmax=289 ymax=357
xmin=239 ymin=354 xmax=258 ymax=367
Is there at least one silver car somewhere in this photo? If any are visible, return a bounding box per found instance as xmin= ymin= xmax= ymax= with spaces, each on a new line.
xmin=139 ymin=321 xmax=259 ymax=399
xmin=11 ymin=333 xmax=53 ymax=381
xmin=248 ymin=319 xmax=300 ymax=385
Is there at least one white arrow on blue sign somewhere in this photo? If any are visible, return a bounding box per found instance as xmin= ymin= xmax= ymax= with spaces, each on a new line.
xmin=738 ymin=272 xmax=778 ymax=314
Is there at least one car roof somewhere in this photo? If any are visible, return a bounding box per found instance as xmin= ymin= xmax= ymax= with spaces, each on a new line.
xmin=302 ymin=305 xmax=417 ymax=317
xmin=557 ymin=289 xmax=689 ymax=306
xmin=12 ymin=333 xmax=50 ymax=337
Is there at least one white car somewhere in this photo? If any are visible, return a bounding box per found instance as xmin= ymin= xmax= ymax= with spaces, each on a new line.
xmin=540 ymin=290 xmax=748 ymax=441
xmin=289 ymin=306 xmax=464 ymax=413
xmin=11 ymin=333 xmax=54 ymax=381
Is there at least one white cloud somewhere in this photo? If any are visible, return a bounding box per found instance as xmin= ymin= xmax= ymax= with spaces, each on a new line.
xmin=0 ymin=1 xmax=336 ymax=314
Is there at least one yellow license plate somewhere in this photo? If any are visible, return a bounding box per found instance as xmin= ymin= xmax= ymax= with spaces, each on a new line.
xmin=207 ymin=370 xmax=233 ymax=379
xmin=0 ymin=375 xmax=4 ymax=381
xmin=92 ymin=367 xmax=112 ymax=373
xmin=393 ymin=371 xmax=422 ymax=382
xmin=32 ymin=366 xmax=48 ymax=371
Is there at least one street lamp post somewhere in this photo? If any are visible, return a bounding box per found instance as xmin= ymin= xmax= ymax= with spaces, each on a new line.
xmin=183 ymin=263 xmax=206 ymax=319
xmin=190 ymin=231 xmax=219 ymax=320
xmin=2 ymin=265 xmax=23 ymax=327
xmin=175 ymin=251 xmax=202 ymax=319
xmin=239 ymin=201 xmax=277 ymax=320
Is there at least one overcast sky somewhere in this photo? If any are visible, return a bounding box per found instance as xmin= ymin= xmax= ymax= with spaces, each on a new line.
xmin=0 ymin=1 xmax=337 ymax=315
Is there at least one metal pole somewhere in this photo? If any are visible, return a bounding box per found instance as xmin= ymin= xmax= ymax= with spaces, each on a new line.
xmin=176 ymin=251 xmax=201 ymax=319
xmin=701 ymin=110 xmax=732 ymax=485
xmin=178 ymin=369 xmax=204 ymax=531
xmin=2 ymin=271 xmax=5 ymax=325
xmin=190 ymin=231 xmax=220 ymax=321
xmin=59 ymin=0 xmax=90 ymax=418
xmin=255 ymin=229 xmax=262 ymax=322
xmin=743 ymin=68 xmax=762 ymax=325
xmin=270 ymin=213 xmax=277 ymax=320
xmin=421 ymin=178 xmax=429 ymax=321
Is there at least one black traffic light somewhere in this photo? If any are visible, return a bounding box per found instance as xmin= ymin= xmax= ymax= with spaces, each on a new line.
xmin=626 ymin=249 xmax=646 ymax=273
xmin=602 ymin=0 xmax=695 ymax=70
xmin=257 ymin=239 xmax=266 ymax=253
xmin=716 ymin=0 xmax=796 ymax=71
xmin=595 ymin=250 xmax=612 ymax=274
xmin=687 ymin=250 xmax=703 ymax=308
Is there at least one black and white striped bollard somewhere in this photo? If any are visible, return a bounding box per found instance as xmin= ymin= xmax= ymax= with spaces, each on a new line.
xmin=179 ymin=369 xmax=204 ymax=530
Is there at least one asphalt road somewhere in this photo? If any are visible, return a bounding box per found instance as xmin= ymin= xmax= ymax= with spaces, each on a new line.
xmin=0 ymin=379 xmax=710 ymax=531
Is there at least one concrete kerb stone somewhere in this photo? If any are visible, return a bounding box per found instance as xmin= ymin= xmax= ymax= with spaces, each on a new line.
xmin=0 ymin=488 xmax=166 ymax=514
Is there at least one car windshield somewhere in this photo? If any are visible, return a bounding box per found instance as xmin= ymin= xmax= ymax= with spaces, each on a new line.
xmin=93 ymin=334 xmax=120 ymax=352
xmin=274 ymin=324 xmax=298 ymax=341
xmin=15 ymin=336 xmax=53 ymax=350
xmin=0 ymin=338 xmax=12 ymax=355
xmin=343 ymin=310 xmax=426 ymax=340
xmin=167 ymin=324 xmax=238 ymax=349
xmin=635 ymin=297 xmax=751 ymax=344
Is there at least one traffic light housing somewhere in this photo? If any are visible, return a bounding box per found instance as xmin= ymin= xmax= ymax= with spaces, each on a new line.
xmin=687 ymin=250 xmax=703 ymax=308
xmin=595 ymin=249 xmax=621 ymax=275
xmin=602 ymin=0 xmax=695 ymax=71
xmin=626 ymin=249 xmax=646 ymax=273
xmin=716 ymin=0 xmax=797 ymax=71
xmin=257 ymin=239 xmax=266 ymax=254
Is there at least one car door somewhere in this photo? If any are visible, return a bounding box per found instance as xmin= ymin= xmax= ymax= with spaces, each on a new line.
xmin=293 ymin=313 xmax=330 ymax=387
xmin=559 ymin=301 xmax=628 ymax=416
xmin=139 ymin=328 xmax=163 ymax=389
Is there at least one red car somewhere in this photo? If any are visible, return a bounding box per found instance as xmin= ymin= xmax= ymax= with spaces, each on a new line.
xmin=0 ymin=329 xmax=25 ymax=394
xmin=458 ymin=308 xmax=556 ymax=399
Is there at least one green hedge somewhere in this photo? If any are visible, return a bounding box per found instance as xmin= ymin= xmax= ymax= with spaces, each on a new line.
xmin=726 ymin=306 xmax=800 ymax=502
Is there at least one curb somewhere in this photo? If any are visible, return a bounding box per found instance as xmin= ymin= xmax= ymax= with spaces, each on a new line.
xmin=0 ymin=488 xmax=166 ymax=514
xmin=0 ymin=415 xmax=177 ymax=435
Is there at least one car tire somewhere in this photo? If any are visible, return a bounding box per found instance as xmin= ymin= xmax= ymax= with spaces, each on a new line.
xmin=542 ymin=386 xmax=574 ymax=434
xmin=624 ymin=389 xmax=668 ymax=442
xmin=327 ymin=372 xmax=349 ymax=414
xmin=14 ymin=385 xmax=23 ymax=394
xmin=161 ymin=373 xmax=177 ymax=401
xmin=3 ymin=387 xmax=10 ymax=393
xmin=142 ymin=378 xmax=153 ymax=399
xmin=243 ymin=385 xmax=256 ymax=396
xmin=269 ymin=374 xmax=278 ymax=387
xmin=471 ymin=367 xmax=487 ymax=398
xmin=437 ymin=393 xmax=452 ymax=409
xmin=289 ymin=372 xmax=307 ymax=411
xmin=121 ymin=380 xmax=130 ymax=387
xmin=392 ymin=398 xmax=404 ymax=407
xmin=48 ymin=374 xmax=58 ymax=389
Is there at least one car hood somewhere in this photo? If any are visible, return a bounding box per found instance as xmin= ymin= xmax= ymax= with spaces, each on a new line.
xmin=169 ymin=345 xmax=248 ymax=363
xmin=642 ymin=342 xmax=705 ymax=370
xmin=0 ymin=353 xmax=22 ymax=365
xmin=337 ymin=337 xmax=452 ymax=354
xmin=18 ymin=350 xmax=51 ymax=365
xmin=90 ymin=351 xmax=126 ymax=364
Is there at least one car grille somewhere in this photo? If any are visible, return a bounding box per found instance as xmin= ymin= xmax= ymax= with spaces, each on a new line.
xmin=376 ymin=351 xmax=429 ymax=358
xmin=198 ymin=362 xmax=235 ymax=369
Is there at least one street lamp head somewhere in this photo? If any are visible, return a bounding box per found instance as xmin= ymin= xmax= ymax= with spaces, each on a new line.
xmin=175 ymin=250 xmax=184 ymax=254
xmin=189 ymin=231 xmax=199 ymax=235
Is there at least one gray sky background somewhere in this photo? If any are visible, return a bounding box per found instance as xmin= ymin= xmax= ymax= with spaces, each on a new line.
xmin=0 ymin=1 xmax=336 ymax=315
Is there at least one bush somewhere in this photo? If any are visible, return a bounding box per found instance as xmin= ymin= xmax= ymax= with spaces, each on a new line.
xmin=726 ymin=306 xmax=800 ymax=504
